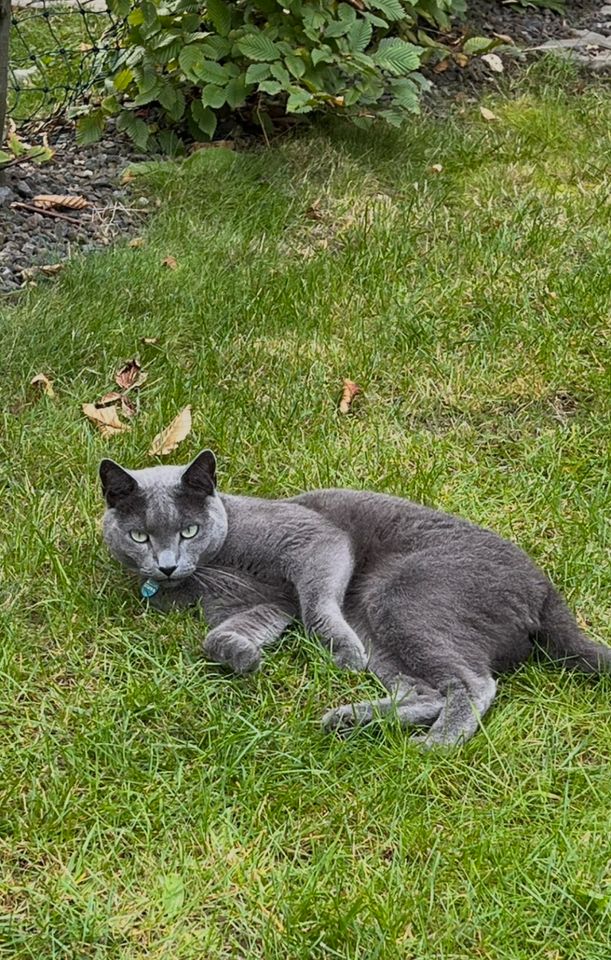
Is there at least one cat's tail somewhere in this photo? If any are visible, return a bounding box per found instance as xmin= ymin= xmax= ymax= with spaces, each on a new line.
xmin=537 ymin=587 xmax=611 ymax=675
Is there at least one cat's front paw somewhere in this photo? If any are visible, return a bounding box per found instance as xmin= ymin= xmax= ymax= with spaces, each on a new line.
xmin=203 ymin=629 xmax=261 ymax=675
xmin=331 ymin=640 xmax=368 ymax=672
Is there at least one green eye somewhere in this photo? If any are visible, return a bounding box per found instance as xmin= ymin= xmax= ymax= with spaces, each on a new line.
xmin=130 ymin=530 xmax=149 ymax=543
xmin=180 ymin=524 xmax=199 ymax=539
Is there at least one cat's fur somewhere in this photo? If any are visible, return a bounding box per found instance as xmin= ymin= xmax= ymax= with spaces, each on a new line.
xmin=100 ymin=450 xmax=610 ymax=747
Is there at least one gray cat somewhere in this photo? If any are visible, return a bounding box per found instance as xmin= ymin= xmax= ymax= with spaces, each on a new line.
xmin=100 ymin=450 xmax=610 ymax=747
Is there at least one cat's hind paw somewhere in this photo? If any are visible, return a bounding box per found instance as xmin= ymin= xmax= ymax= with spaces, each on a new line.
xmin=321 ymin=704 xmax=361 ymax=734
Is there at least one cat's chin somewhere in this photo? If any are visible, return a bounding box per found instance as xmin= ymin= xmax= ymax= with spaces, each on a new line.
xmin=156 ymin=574 xmax=194 ymax=590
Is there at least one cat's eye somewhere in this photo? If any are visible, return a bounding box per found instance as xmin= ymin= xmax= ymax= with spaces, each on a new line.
xmin=180 ymin=524 xmax=199 ymax=540
xmin=130 ymin=529 xmax=149 ymax=543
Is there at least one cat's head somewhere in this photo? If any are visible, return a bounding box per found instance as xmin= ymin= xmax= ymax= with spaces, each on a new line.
xmin=99 ymin=449 xmax=227 ymax=585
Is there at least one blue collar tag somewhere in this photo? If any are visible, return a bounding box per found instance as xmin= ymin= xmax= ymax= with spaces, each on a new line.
xmin=141 ymin=579 xmax=160 ymax=599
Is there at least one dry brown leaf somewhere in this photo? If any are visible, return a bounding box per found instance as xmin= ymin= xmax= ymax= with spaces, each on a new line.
xmin=149 ymin=406 xmax=192 ymax=456
xmin=30 ymin=372 xmax=55 ymax=398
xmin=141 ymin=336 xmax=159 ymax=345
xmin=429 ymin=163 xmax=443 ymax=174
xmin=97 ymin=391 xmax=123 ymax=406
xmin=480 ymin=106 xmax=498 ymax=122
xmin=97 ymin=390 xmax=137 ymax=418
xmin=481 ymin=53 xmax=504 ymax=73
xmin=433 ymin=58 xmax=450 ymax=74
xmin=129 ymin=236 xmax=145 ymax=249
xmin=121 ymin=395 xmax=137 ymax=419
xmin=339 ymin=379 xmax=361 ymax=415
xmin=493 ymin=32 xmax=515 ymax=45
xmin=115 ymin=359 xmax=147 ymax=391
xmin=20 ymin=262 xmax=64 ymax=282
xmin=162 ymin=255 xmax=178 ymax=270
xmin=33 ymin=194 xmax=89 ymax=211
xmin=305 ymin=201 xmax=323 ymax=221
xmin=454 ymin=52 xmax=469 ymax=68
xmin=82 ymin=403 xmax=129 ymax=438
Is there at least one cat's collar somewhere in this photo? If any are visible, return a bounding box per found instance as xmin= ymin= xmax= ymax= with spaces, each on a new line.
xmin=141 ymin=579 xmax=160 ymax=599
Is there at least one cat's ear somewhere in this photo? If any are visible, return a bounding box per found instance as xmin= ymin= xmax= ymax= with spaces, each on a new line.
xmin=181 ymin=449 xmax=216 ymax=496
xmin=99 ymin=459 xmax=138 ymax=508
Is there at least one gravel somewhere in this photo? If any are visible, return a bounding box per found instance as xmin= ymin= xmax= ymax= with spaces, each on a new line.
xmin=0 ymin=127 xmax=147 ymax=295
xmin=423 ymin=1 xmax=610 ymax=104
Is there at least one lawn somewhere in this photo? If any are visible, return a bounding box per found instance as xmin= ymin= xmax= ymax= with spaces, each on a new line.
xmin=1 ymin=61 xmax=610 ymax=959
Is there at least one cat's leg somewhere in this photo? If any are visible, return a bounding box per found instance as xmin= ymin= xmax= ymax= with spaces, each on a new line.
xmin=322 ymin=677 xmax=443 ymax=733
xmin=322 ymin=691 xmax=443 ymax=734
xmin=203 ymin=602 xmax=294 ymax=674
xmin=409 ymin=672 xmax=497 ymax=749
xmin=294 ymin=540 xmax=368 ymax=671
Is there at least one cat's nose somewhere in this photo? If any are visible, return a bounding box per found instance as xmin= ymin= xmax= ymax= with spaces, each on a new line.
xmin=159 ymin=564 xmax=177 ymax=578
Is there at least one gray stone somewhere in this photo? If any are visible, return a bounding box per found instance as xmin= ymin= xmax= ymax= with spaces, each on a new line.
xmin=15 ymin=180 xmax=33 ymax=199
xmin=0 ymin=185 xmax=15 ymax=206
xmin=571 ymin=29 xmax=611 ymax=51
xmin=587 ymin=49 xmax=611 ymax=70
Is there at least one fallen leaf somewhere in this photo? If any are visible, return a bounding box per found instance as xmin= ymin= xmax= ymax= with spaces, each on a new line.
xmin=129 ymin=236 xmax=145 ymax=249
xmin=33 ymin=194 xmax=89 ymax=210
xmin=20 ymin=262 xmax=63 ymax=281
xmin=162 ymin=256 xmax=178 ymax=270
xmin=433 ymin=58 xmax=450 ymax=74
xmin=149 ymin=406 xmax=192 ymax=456
xmin=97 ymin=390 xmax=137 ymax=418
xmin=305 ymin=201 xmax=323 ymax=221
xmin=30 ymin=372 xmax=55 ymax=398
xmin=480 ymin=106 xmax=498 ymax=122
xmin=141 ymin=336 xmax=159 ymax=345
xmin=493 ymin=32 xmax=515 ymax=46
xmin=454 ymin=52 xmax=469 ymax=68
xmin=429 ymin=163 xmax=443 ymax=174
xmin=121 ymin=394 xmax=137 ymax=418
xmin=481 ymin=53 xmax=504 ymax=73
xmin=115 ymin=359 xmax=147 ymax=391
xmin=97 ymin=391 xmax=123 ymax=406
xmin=82 ymin=403 xmax=129 ymax=438
xmin=339 ymin=379 xmax=361 ymax=415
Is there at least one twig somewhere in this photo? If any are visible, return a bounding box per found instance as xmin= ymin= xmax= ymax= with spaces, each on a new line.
xmin=10 ymin=201 xmax=83 ymax=224
xmin=0 ymin=154 xmax=34 ymax=169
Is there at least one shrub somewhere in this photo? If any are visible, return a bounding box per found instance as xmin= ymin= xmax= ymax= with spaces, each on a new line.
xmin=79 ymin=0 xmax=467 ymax=151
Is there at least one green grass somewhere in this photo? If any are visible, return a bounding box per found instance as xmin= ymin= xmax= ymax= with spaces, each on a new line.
xmin=1 ymin=62 xmax=610 ymax=958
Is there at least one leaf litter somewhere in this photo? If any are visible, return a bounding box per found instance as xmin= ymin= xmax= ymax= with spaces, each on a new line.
xmin=83 ymin=358 xmax=148 ymax=438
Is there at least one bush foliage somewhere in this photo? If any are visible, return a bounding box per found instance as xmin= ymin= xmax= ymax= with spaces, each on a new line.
xmin=79 ymin=1 xmax=467 ymax=150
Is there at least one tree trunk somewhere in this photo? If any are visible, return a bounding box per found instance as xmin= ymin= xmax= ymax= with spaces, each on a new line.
xmin=0 ymin=0 xmax=10 ymax=149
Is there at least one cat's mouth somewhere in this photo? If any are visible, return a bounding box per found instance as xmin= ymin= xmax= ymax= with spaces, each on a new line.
xmin=155 ymin=571 xmax=195 ymax=588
